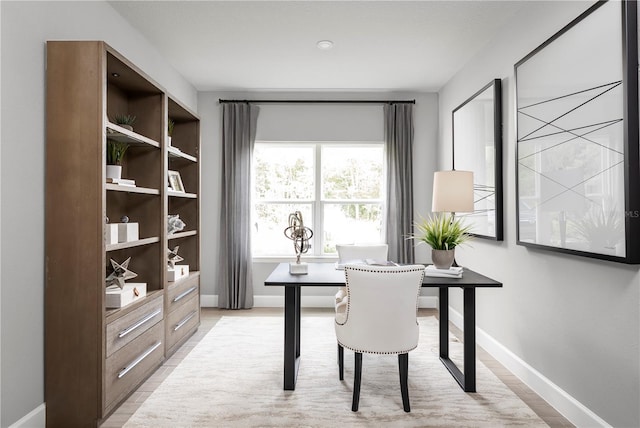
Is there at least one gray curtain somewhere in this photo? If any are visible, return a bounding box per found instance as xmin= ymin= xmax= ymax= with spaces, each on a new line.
xmin=384 ymin=103 xmax=415 ymax=264
xmin=219 ymin=103 xmax=260 ymax=309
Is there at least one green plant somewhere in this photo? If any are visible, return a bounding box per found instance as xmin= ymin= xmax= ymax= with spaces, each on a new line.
xmin=412 ymin=213 xmax=473 ymax=250
xmin=106 ymin=139 xmax=129 ymax=165
xmin=113 ymin=114 xmax=136 ymax=127
xmin=167 ymin=118 xmax=175 ymax=137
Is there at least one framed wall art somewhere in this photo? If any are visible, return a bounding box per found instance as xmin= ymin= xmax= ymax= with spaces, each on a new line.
xmin=168 ymin=170 xmax=185 ymax=193
xmin=515 ymin=0 xmax=640 ymax=263
xmin=453 ymin=79 xmax=503 ymax=240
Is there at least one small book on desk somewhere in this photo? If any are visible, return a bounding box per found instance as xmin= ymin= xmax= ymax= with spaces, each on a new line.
xmin=335 ymin=259 xmax=399 ymax=270
xmin=424 ymin=265 xmax=463 ymax=278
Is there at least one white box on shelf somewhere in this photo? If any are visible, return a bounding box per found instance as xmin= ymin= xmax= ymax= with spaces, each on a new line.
xmin=117 ymin=222 xmax=139 ymax=243
xmin=167 ymin=265 xmax=189 ymax=282
xmin=105 ymin=224 xmax=119 ymax=245
xmin=105 ymin=283 xmax=147 ymax=308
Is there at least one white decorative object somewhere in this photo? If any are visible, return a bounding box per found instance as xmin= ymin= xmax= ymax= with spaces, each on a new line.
xmin=105 ymin=282 xmax=147 ymax=308
xmin=167 ymin=246 xmax=184 ymax=269
xmin=167 ymin=265 xmax=189 ymax=282
xmin=105 ymin=257 xmax=138 ymax=289
xmin=106 ymin=165 xmax=122 ymax=180
xmin=168 ymin=214 xmax=186 ymax=234
xmin=283 ymin=211 xmax=313 ymax=275
xmin=118 ymin=222 xmax=139 ymax=242
xmin=106 ymin=223 xmax=119 ymax=245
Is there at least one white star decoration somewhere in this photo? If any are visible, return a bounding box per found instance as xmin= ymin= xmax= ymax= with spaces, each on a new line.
xmin=168 ymin=246 xmax=184 ymax=269
xmin=105 ymin=257 xmax=138 ymax=289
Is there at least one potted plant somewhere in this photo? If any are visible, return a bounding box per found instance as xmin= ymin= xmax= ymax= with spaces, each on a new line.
xmin=113 ymin=114 xmax=136 ymax=131
xmin=167 ymin=118 xmax=175 ymax=146
xmin=413 ymin=213 xmax=472 ymax=269
xmin=106 ymin=139 xmax=129 ymax=180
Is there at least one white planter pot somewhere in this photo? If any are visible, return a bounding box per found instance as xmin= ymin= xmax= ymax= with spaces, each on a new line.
xmin=167 ymin=136 xmax=172 ymax=146
xmin=106 ymin=165 xmax=122 ymax=180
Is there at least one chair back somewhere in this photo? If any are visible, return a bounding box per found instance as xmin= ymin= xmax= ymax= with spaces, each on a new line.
xmin=336 ymin=244 xmax=389 ymax=266
xmin=335 ymin=264 xmax=425 ymax=354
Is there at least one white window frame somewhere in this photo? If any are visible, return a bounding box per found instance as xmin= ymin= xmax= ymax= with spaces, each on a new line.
xmin=252 ymin=140 xmax=386 ymax=260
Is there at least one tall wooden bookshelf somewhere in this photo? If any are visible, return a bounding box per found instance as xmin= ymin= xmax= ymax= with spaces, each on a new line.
xmin=45 ymin=41 xmax=201 ymax=426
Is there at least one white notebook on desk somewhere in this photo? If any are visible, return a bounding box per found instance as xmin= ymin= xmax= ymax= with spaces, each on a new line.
xmin=335 ymin=259 xmax=399 ymax=270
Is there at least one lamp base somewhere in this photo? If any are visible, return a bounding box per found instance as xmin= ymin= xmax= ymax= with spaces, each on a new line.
xmin=289 ymin=262 xmax=308 ymax=275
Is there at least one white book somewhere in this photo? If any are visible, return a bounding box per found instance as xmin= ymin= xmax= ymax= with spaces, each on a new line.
xmin=425 ymin=265 xmax=463 ymax=274
xmin=106 ymin=178 xmax=136 ymax=185
xmin=425 ymin=271 xmax=463 ymax=278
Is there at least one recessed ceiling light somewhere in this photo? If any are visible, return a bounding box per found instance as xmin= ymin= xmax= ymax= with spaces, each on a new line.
xmin=316 ymin=40 xmax=334 ymax=50
xmin=111 ymin=72 xmax=120 ymax=78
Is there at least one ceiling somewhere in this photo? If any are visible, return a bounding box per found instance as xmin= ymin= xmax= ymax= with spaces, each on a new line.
xmin=109 ymin=1 xmax=538 ymax=92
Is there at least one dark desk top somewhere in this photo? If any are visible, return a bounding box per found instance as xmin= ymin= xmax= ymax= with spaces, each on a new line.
xmin=264 ymin=262 xmax=502 ymax=288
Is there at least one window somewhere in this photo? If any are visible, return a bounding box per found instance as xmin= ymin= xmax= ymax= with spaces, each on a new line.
xmin=252 ymin=142 xmax=385 ymax=256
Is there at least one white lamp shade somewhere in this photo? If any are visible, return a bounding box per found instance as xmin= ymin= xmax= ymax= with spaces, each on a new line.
xmin=432 ymin=170 xmax=474 ymax=213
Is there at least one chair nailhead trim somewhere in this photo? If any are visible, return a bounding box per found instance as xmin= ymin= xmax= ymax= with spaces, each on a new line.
xmin=337 ymin=339 xmax=417 ymax=355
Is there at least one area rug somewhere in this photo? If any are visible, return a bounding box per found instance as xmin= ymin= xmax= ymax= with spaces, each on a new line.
xmin=124 ymin=316 xmax=546 ymax=427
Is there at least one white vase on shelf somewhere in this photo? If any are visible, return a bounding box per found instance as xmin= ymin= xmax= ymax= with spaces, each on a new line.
xmin=106 ymin=165 xmax=122 ymax=180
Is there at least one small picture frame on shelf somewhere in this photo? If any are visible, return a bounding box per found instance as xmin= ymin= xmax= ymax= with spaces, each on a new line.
xmin=168 ymin=170 xmax=185 ymax=192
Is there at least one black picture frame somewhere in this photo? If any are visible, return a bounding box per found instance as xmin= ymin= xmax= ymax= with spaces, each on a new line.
xmin=453 ymin=79 xmax=503 ymax=241
xmin=514 ymin=0 xmax=640 ymax=263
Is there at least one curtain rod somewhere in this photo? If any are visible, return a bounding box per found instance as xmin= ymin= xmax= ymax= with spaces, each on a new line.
xmin=218 ymin=99 xmax=415 ymax=105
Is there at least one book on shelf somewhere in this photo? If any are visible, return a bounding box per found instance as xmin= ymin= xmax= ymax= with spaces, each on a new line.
xmin=424 ymin=265 xmax=463 ymax=278
xmin=106 ymin=178 xmax=136 ymax=187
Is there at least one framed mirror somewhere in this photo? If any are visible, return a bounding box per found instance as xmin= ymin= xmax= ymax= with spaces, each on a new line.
xmin=453 ymin=79 xmax=503 ymax=240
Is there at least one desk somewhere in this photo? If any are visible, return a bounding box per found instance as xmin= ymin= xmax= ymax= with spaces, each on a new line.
xmin=264 ymin=262 xmax=502 ymax=392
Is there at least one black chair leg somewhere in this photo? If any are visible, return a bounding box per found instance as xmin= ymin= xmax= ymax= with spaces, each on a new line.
xmin=352 ymin=352 xmax=362 ymax=411
xmin=398 ymin=353 xmax=410 ymax=412
xmin=338 ymin=344 xmax=344 ymax=380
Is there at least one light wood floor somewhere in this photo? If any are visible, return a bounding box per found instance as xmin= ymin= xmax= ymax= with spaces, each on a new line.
xmin=101 ymin=308 xmax=574 ymax=427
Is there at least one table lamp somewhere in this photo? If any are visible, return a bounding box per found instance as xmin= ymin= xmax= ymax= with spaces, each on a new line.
xmin=431 ymin=170 xmax=474 ymax=268
xmin=432 ymin=170 xmax=474 ymax=214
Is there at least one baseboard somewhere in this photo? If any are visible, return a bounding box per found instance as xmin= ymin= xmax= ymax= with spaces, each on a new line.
xmin=9 ymin=403 xmax=45 ymax=428
xmin=448 ymin=307 xmax=611 ymax=428
xmin=201 ymin=295 xmax=437 ymax=309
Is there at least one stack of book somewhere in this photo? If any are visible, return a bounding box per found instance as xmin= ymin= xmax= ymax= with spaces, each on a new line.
xmin=106 ymin=178 xmax=136 ymax=187
xmin=424 ymin=265 xmax=463 ymax=278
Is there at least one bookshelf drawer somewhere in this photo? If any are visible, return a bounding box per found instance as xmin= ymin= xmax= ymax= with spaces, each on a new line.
xmin=166 ymin=294 xmax=200 ymax=353
xmin=106 ymin=295 xmax=164 ymax=358
xmin=167 ymin=273 xmax=199 ymax=313
xmin=105 ymin=321 xmax=164 ymax=410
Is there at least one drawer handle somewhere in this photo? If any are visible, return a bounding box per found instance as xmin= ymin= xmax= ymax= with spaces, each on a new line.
xmin=117 ymin=341 xmax=162 ymax=379
xmin=118 ymin=309 xmax=162 ymax=338
xmin=174 ymin=311 xmax=197 ymax=331
xmin=173 ymin=286 xmax=197 ymax=303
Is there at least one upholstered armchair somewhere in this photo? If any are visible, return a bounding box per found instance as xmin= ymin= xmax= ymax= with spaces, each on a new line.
xmin=334 ymin=264 xmax=425 ymax=412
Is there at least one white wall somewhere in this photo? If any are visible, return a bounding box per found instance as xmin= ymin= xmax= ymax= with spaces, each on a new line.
xmin=0 ymin=1 xmax=197 ymax=425
xmin=198 ymin=91 xmax=438 ymax=305
xmin=438 ymin=1 xmax=640 ymax=427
